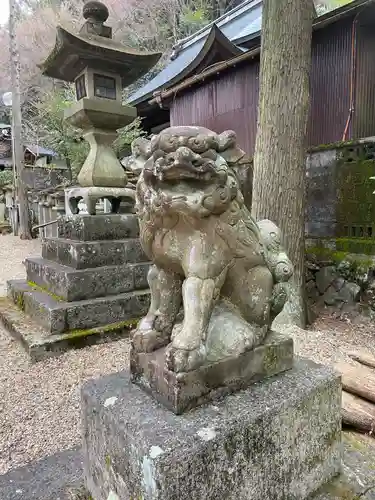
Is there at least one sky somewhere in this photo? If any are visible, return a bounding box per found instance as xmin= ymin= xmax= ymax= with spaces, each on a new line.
xmin=0 ymin=0 xmax=9 ymax=26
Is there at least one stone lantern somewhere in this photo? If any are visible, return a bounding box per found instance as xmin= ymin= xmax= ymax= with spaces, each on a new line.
xmin=40 ymin=1 xmax=161 ymax=214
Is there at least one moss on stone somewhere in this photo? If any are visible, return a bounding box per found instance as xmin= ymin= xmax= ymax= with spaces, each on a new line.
xmin=344 ymin=432 xmax=375 ymax=472
xmin=105 ymin=454 xmax=111 ymax=469
xmin=27 ymin=281 xmax=64 ymax=302
xmin=62 ymin=318 xmax=139 ymax=340
xmin=344 ymin=433 xmax=368 ymax=452
xmin=15 ymin=293 xmax=25 ymax=311
xmin=307 ymin=243 xmax=375 ymax=264
xmin=263 ymin=346 xmax=278 ymax=372
xmin=68 ymin=488 xmax=93 ymax=500
xmin=318 ymin=481 xmax=359 ymax=500
xmin=308 ymin=139 xmax=359 ymax=153
xmin=307 ymin=140 xmax=375 ymax=242
xmin=336 ymin=157 xmax=375 ymax=235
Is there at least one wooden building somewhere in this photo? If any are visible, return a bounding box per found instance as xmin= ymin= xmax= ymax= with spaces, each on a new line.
xmin=130 ymin=0 xmax=375 ymax=155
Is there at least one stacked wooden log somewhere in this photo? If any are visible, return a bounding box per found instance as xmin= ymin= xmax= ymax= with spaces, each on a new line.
xmin=336 ymin=352 xmax=375 ymax=435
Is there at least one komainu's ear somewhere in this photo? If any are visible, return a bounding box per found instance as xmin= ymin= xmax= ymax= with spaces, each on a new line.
xmin=219 ymin=131 xmax=253 ymax=211
xmin=122 ymin=137 xmax=152 ymax=174
xmin=217 ymin=130 xmax=237 ymax=152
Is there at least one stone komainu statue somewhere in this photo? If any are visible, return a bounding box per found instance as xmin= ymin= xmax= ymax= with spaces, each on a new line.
xmin=129 ymin=126 xmax=293 ymax=373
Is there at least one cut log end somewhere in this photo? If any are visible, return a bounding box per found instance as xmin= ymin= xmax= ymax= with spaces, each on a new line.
xmin=342 ymin=391 xmax=375 ymax=434
xmin=348 ymin=351 xmax=375 ymax=371
xmin=335 ymin=361 xmax=375 ymax=405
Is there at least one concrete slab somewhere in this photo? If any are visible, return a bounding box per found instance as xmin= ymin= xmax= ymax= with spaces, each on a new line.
xmin=0 ymin=447 xmax=83 ymax=500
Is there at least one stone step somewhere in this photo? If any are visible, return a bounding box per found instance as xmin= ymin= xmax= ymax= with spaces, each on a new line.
xmin=7 ymin=279 xmax=150 ymax=335
xmin=25 ymin=257 xmax=150 ymax=302
xmin=42 ymin=237 xmax=148 ymax=269
xmin=57 ymin=213 xmax=139 ymax=241
xmin=0 ymin=296 xmax=138 ymax=362
xmin=0 ymin=447 xmax=84 ymax=500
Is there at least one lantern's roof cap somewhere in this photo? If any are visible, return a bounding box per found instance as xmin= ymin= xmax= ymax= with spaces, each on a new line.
xmin=83 ymin=2 xmax=109 ymax=24
xmin=40 ymin=2 xmax=161 ymax=87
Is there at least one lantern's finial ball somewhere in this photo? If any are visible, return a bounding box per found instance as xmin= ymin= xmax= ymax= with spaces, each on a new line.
xmin=83 ymin=1 xmax=109 ymax=23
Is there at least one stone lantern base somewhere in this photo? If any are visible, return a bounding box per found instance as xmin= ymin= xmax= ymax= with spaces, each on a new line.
xmin=66 ymin=186 xmax=136 ymax=215
xmin=0 ymin=213 xmax=151 ymax=361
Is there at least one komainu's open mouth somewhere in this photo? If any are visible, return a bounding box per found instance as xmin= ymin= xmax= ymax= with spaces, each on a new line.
xmin=156 ymin=163 xmax=217 ymax=182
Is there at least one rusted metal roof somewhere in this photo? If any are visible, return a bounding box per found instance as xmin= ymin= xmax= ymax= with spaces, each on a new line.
xmin=129 ymin=0 xmax=262 ymax=105
xmin=168 ymin=2 xmax=375 ymax=154
xmin=130 ymin=0 xmax=371 ymax=108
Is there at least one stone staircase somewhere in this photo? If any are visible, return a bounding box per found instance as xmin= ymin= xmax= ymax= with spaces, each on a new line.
xmin=0 ymin=213 xmax=150 ymax=361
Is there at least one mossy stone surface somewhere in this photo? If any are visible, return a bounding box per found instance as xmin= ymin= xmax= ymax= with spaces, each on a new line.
xmin=307 ymin=140 xmax=375 ymax=242
xmin=82 ymin=359 xmax=341 ymax=500
xmin=0 ymin=297 xmax=140 ymax=362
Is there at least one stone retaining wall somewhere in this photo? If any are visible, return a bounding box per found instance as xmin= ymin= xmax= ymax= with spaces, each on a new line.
xmin=306 ymin=251 xmax=375 ymax=317
xmin=306 ymin=138 xmax=375 ymax=239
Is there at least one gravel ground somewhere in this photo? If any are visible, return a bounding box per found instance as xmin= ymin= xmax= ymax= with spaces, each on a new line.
xmin=0 ymin=236 xmax=40 ymax=296
xmin=0 ymin=236 xmax=131 ymax=475
xmin=288 ymin=313 xmax=375 ymax=366
xmin=0 ymin=325 xmax=131 ymax=475
xmin=0 ymin=236 xmax=375 ymax=475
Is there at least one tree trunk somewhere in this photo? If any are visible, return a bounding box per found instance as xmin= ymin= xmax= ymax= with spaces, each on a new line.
xmin=9 ymin=0 xmax=32 ymax=240
xmin=342 ymin=391 xmax=375 ymax=433
xmin=336 ymin=362 xmax=375 ymax=404
xmin=211 ymin=0 xmax=230 ymax=19
xmin=252 ymin=0 xmax=314 ymax=328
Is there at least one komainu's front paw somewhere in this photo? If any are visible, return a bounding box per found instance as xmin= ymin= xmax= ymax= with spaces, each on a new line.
xmin=165 ymin=344 xmax=206 ymax=373
xmin=131 ymin=329 xmax=170 ymax=353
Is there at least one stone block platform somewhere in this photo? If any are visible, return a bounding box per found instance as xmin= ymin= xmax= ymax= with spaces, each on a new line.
xmin=4 ymin=432 xmax=375 ymax=500
xmin=0 ymin=214 xmax=151 ymax=361
xmin=131 ymin=332 xmax=294 ymax=414
xmin=82 ymin=359 xmax=342 ymax=500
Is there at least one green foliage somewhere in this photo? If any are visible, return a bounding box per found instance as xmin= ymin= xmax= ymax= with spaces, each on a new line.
xmin=123 ymin=2 xmax=211 ymax=94
xmin=0 ymin=170 xmax=13 ymax=187
xmin=307 ymin=238 xmax=375 ymax=258
xmin=113 ymin=116 xmax=145 ymax=157
xmin=31 ymin=87 xmax=87 ymax=180
xmin=179 ymin=6 xmax=211 ymax=37
xmin=314 ymin=0 xmax=354 ymax=15
xmin=29 ymin=87 xmax=144 ymax=180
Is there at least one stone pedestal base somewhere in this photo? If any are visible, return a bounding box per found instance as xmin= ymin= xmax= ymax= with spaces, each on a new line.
xmin=82 ymin=360 xmax=341 ymax=500
xmin=131 ymin=332 xmax=294 ymax=414
xmin=0 ymin=214 xmax=150 ymax=360
xmin=66 ymin=186 xmax=135 ymax=215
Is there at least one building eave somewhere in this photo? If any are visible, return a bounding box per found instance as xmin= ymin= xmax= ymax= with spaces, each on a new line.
xmin=151 ymin=46 xmax=261 ymax=107
xmin=151 ymin=0 xmax=375 ymax=107
xmin=133 ymin=0 xmax=374 ymax=109
xmin=130 ymin=25 xmax=244 ymax=106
